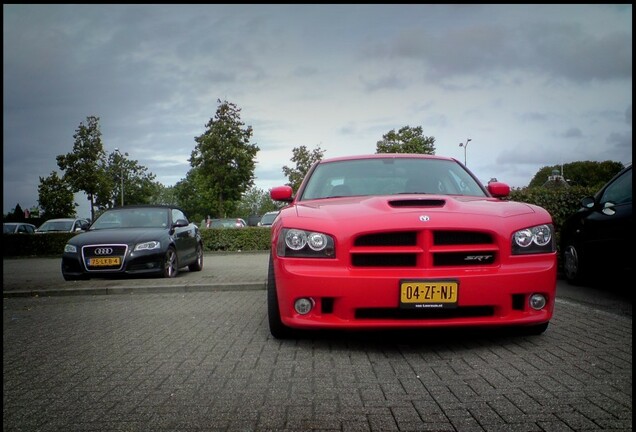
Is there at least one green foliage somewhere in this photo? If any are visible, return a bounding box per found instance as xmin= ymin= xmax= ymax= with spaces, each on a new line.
xmin=190 ymin=100 xmax=260 ymax=217
xmin=508 ymin=185 xmax=597 ymax=235
xmin=376 ymin=126 xmax=436 ymax=154
xmin=201 ymin=227 xmax=271 ymax=252
xmin=282 ymin=145 xmax=325 ymax=192
xmin=528 ymin=161 xmax=624 ymax=189
xmin=3 ymin=232 xmax=74 ymax=257
xmin=37 ymin=171 xmax=76 ymax=218
xmin=173 ymin=168 xmax=218 ymax=223
xmin=56 ymin=116 xmax=110 ymax=221
xmin=234 ymin=186 xmax=281 ymax=220
xmin=102 ymin=150 xmax=160 ymax=208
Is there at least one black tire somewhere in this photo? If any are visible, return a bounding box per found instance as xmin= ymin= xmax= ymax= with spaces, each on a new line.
xmin=188 ymin=243 xmax=204 ymax=272
xmin=563 ymin=244 xmax=586 ymax=285
xmin=267 ymin=253 xmax=296 ymax=339
xmin=162 ymin=247 xmax=179 ymax=278
xmin=518 ymin=322 xmax=549 ymax=336
xmin=62 ymin=273 xmax=89 ymax=281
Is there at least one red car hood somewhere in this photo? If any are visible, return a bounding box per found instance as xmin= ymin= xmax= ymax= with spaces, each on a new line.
xmin=286 ymin=195 xmax=550 ymax=232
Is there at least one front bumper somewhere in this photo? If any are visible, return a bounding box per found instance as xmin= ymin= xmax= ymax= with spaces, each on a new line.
xmin=273 ymin=254 xmax=557 ymax=330
xmin=61 ymin=250 xmax=165 ymax=278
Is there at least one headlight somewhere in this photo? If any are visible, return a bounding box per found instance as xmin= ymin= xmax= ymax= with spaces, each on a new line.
xmin=134 ymin=241 xmax=161 ymax=251
xmin=64 ymin=244 xmax=77 ymax=253
xmin=512 ymin=224 xmax=554 ymax=255
xmin=278 ymin=228 xmax=335 ymax=258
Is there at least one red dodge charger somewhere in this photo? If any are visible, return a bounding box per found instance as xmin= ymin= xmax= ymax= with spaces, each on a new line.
xmin=267 ymin=154 xmax=557 ymax=339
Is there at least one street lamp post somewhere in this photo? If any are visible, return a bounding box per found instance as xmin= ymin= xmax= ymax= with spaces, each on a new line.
xmin=458 ymin=138 xmax=472 ymax=166
xmin=114 ymin=148 xmax=128 ymax=207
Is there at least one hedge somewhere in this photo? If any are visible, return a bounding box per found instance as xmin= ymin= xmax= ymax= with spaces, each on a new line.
xmin=4 ymin=186 xmax=595 ymax=258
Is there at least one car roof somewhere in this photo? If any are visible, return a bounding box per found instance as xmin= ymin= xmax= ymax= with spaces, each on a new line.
xmin=316 ymin=153 xmax=456 ymax=164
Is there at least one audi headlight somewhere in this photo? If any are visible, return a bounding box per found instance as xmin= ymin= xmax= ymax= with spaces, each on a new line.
xmin=277 ymin=228 xmax=335 ymax=258
xmin=512 ymin=224 xmax=555 ymax=255
xmin=64 ymin=244 xmax=77 ymax=253
xmin=134 ymin=241 xmax=161 ymax=251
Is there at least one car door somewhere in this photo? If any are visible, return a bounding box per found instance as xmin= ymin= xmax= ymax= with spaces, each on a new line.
xmin=579 ymin=166 xmax=632 ymax=269
xmin=171 ymin=208 xmax=198 ymax=263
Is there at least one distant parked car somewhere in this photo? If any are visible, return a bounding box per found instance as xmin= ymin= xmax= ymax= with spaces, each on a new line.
xmin=258 ymin=211 xmax=280 ymax=227
xmin=61 ymin=205 xmax=203 ymax=280
xmin=209 ymin=218 xmax=247 ymax=228
xmin=3 ymin=222 xmax=36 ymax=234
xmin=560 ymin=163 xmax=632 ymax=285
xmin=36 ymin=218 xmax=90 ymax=233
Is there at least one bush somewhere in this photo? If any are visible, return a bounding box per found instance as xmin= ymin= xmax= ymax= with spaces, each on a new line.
xmin=4 ymin=188 xmax=595 ymax=258
xmin=3 ymin=228 xmax=272 ymax=257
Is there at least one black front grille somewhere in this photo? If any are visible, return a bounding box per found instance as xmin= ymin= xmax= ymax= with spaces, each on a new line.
xmin=82 ymin=244 xmax=127 ymax=271
xmin=355 ymin=231 xmax=417 ymax=246
xmin=350 ymin=229 xmax=498 ymax=268
xmin=433 ymin=251 xmax=496 ymax=266
xmin=434 ymin=231 xmax=493 ymax=245
xmin=351 ymin=253 xmax=417 ymax=267
xmin=83 ymin=245 xmax=128 ymax=257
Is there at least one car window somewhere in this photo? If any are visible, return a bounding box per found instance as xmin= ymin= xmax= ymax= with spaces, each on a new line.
xmin=172 ymin=209 xmax=188 ymax=224
xmin=300 ymin=158 xmax=486 ymax=200
xmin=39 ymin=220 xmax=74 ymax=232
xmin=599 ymin=167 xmax=632 ymax=205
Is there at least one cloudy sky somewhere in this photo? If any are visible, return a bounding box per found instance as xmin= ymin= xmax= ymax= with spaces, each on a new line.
xmin=3 ymin=4 xmax=632 ymax=219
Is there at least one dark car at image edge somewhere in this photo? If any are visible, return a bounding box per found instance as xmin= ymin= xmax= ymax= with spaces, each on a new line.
xmin=61 ymin=205 xmax=204 ymax=280
xmin=560 ymin=163 xmax=632 ymax=285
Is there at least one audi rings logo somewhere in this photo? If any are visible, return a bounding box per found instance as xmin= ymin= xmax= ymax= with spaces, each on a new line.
xmin=94 ymin=247 xmax=114 ymax=255
xmin=419 ymin=215 xmax=430 ymax=222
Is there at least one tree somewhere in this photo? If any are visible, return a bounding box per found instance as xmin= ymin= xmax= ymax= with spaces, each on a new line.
xmin=375 ymin=126 xmax=436 ymax=154
xmin=151 ymin=184 xmax=178 ymax=206
xmin=101 ymin=150 xmax=161 ymax=209
xmin=173 ymin=168 xmax=216 ymax=223
xmin=235 ymin=186 xmax=281 ymax=220
xmin=528 ymin=161 xmax=625 ymax=189
xmin=38 ymin=171 xmax=76 ymax=218
xmin=189 ymin=100 xmax=260 ymax=217
xmin=282 ymin=144 xmax=325 ymax=192
xmin=56 ymin=116 xmax=110 ymax=221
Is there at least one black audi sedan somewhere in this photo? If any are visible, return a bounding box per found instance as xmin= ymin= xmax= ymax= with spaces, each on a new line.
xmin=61 ymin=205 xmax=204 ymax=280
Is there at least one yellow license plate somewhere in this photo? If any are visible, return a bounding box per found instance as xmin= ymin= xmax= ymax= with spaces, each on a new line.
xmin=400 ymin=280 xmax=458 ymax=309
xmin=89 ymin=257 xmax=121 ymax=266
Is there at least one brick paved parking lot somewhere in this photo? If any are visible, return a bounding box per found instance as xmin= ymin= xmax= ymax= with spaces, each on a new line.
xmin=3 ymin=289 xmax=632 ymax=431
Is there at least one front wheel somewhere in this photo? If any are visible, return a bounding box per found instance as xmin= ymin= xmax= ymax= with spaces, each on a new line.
xmin=518 ymin=322 xmax=549 ymax=336
xmin=188 ymin=243 xmax=204 ymax=272
xmin=563 ymin=244 xmax=586 ymax=285
xmin=162 ymin=247 xmax=179 ymax=278
xmin=267 ymin=253 xmax=297 ymax=339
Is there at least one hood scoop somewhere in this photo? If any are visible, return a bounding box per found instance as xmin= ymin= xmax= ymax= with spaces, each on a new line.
xmin=389 ymin=198 xmax=446 ymax=208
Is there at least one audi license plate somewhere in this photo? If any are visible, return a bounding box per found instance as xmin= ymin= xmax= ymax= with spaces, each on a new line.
xmin=89 ymin=257 xmax=121 ymax=266
xmin=400 ymin=280 xmax=458 ymax=309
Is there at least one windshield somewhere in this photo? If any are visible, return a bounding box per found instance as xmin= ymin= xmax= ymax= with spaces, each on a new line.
xmin=38 ymin=220 xmax=74 ymax=232
xmin=260 ymin=213 xmax=278 ymax=225
xmin=91 ymin=208 xmax=169 ymax=229
xmin=3 ymin=224 xmax=17 ymax=234
xmin=300 ymin=157 xmax=487 ymax=200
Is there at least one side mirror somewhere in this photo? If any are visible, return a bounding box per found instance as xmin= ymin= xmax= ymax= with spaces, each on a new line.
xmin=173 ymin=219 xmax=189 ymax=228
xmin=270 ymin=186 xmax=294 ymax=202
xmin=487 ymin=182 xmax=510 ymax=198
xmin=580 ymin=196 xmax=595 ymax=209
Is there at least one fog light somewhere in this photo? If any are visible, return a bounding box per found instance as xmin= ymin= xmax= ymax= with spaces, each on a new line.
xmin=294 ymin=298 xmax=314 ymax=315
xmin=529 ymin=294 xmax=547 ymax=310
